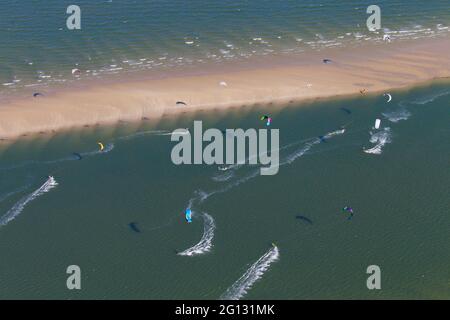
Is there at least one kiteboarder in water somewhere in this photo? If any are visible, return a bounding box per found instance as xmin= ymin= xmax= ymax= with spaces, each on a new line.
xmin=342 ymin=206 xmax=354 ymax=220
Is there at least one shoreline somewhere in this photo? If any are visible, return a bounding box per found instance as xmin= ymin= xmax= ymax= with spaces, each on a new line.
xmin=0 ymin=37 xmax=449 ymax=141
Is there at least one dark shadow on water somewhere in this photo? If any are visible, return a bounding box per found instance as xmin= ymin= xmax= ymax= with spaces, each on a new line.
xmin=295 ymin=215 xmax=313 ymax=225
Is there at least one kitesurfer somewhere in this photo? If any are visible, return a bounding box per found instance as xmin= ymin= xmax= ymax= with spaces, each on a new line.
xmin=342 ymin=206 xmax=354 ymax=220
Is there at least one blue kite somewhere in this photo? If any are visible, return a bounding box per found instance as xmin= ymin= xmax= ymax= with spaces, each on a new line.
xmin=185 ymin=209 xmax=192 ymax=223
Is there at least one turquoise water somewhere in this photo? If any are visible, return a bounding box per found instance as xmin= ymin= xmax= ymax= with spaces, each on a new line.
xmin=0 ymin=80 xmax=449 ymax=299
xmin=1 ymin=0 xmax=449 ymax=91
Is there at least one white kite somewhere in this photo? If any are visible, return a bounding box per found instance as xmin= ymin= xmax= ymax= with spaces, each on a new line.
xmin=384 ymin=93 xmax=392 ymax=102
xmin=374 ymin=119 xmax=381 ymax=129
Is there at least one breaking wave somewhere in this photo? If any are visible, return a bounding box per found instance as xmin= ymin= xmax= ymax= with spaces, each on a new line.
xmin=220 ymin=245 xmax=280 ymax=300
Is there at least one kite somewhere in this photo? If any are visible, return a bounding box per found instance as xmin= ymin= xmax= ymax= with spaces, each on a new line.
xmin=384 ymin=93 xmax=392 ymax=102
xmin=260 ymin=115 xmax=272 ymax=126
xmin=185 ymin=209 xmax=192 ymax=223
xmin=374 ymin=119 xmax=381 ymax=129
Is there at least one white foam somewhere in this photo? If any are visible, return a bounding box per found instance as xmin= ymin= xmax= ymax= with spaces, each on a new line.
xmin=283 ymin=128 xmax=345 ymax=164
xmin=283 ymin=140 xmax=318 ymax=164
xmin=0 ymin=183 xmax=31 ymax=203
xmin=180 ymin=126 xmax=347 ymax=257
xmin=212 ymin=170 xmax=235 ymax=182
xmin=79 ymin=143 xmax=114 ymax=157
xmin=0 ymin=177 xmax=58 ymax=226
xmin=177 ymin=212 xmax=215 ymax=256
xmin=363 ymin=127 xmax=392 ymax=155
xmin=382 ymin=108 xmax=411 ymax=123
xmin=410 ymin=90 xmax=450 ymax=105
xmin=220 ymin=246 xmax=279 ymax=300
xmin=211 ymin=128 xmax=344 ymax=185
xmin=323 ymin=128 xmax=346 ymax=139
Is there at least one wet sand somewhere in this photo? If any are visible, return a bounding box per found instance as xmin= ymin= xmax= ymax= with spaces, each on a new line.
xmin=0 ymin=37 xmax=449 ymax=140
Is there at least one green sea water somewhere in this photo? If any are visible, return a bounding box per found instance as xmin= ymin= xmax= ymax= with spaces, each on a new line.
xmin=1 ymin=0 xmax=449 ymax=92
xmin=0 ymin=80 xmax=449 ymax=299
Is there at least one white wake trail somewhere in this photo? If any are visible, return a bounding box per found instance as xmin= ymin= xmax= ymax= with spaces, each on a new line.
xmin=0 ymin=183 xmax=31 ymax=203
xmin=220 ymin=245 xmax=280 ymax=300
xmin=382 ymin=108 xmax=411 ymax=123
xmin=180 ymin=127 xmax=345 ymax=257
xmin=210 ymin=127 xmax=347 ymax=200
xmin=323 ymin=128 xmax=346 ymax=139
xmin=282 ymin=128 xmax=345 ymax=165
xmin=213 ymin=129 xmax=343 ymax=181
xmin=212 ymin=170 xmax=235 ymax=182
xmin=410 ymin=89 xmax=450 ymax=105
xmin=83 ymin=143 xmax=114 ymax=156
xmin=177 ymin=212 xmax=216 ymax=256
xmin=0 ymin=176 xmax=58 ymax=226
xmin=363 ymin=127 xmax=392 ymax=155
